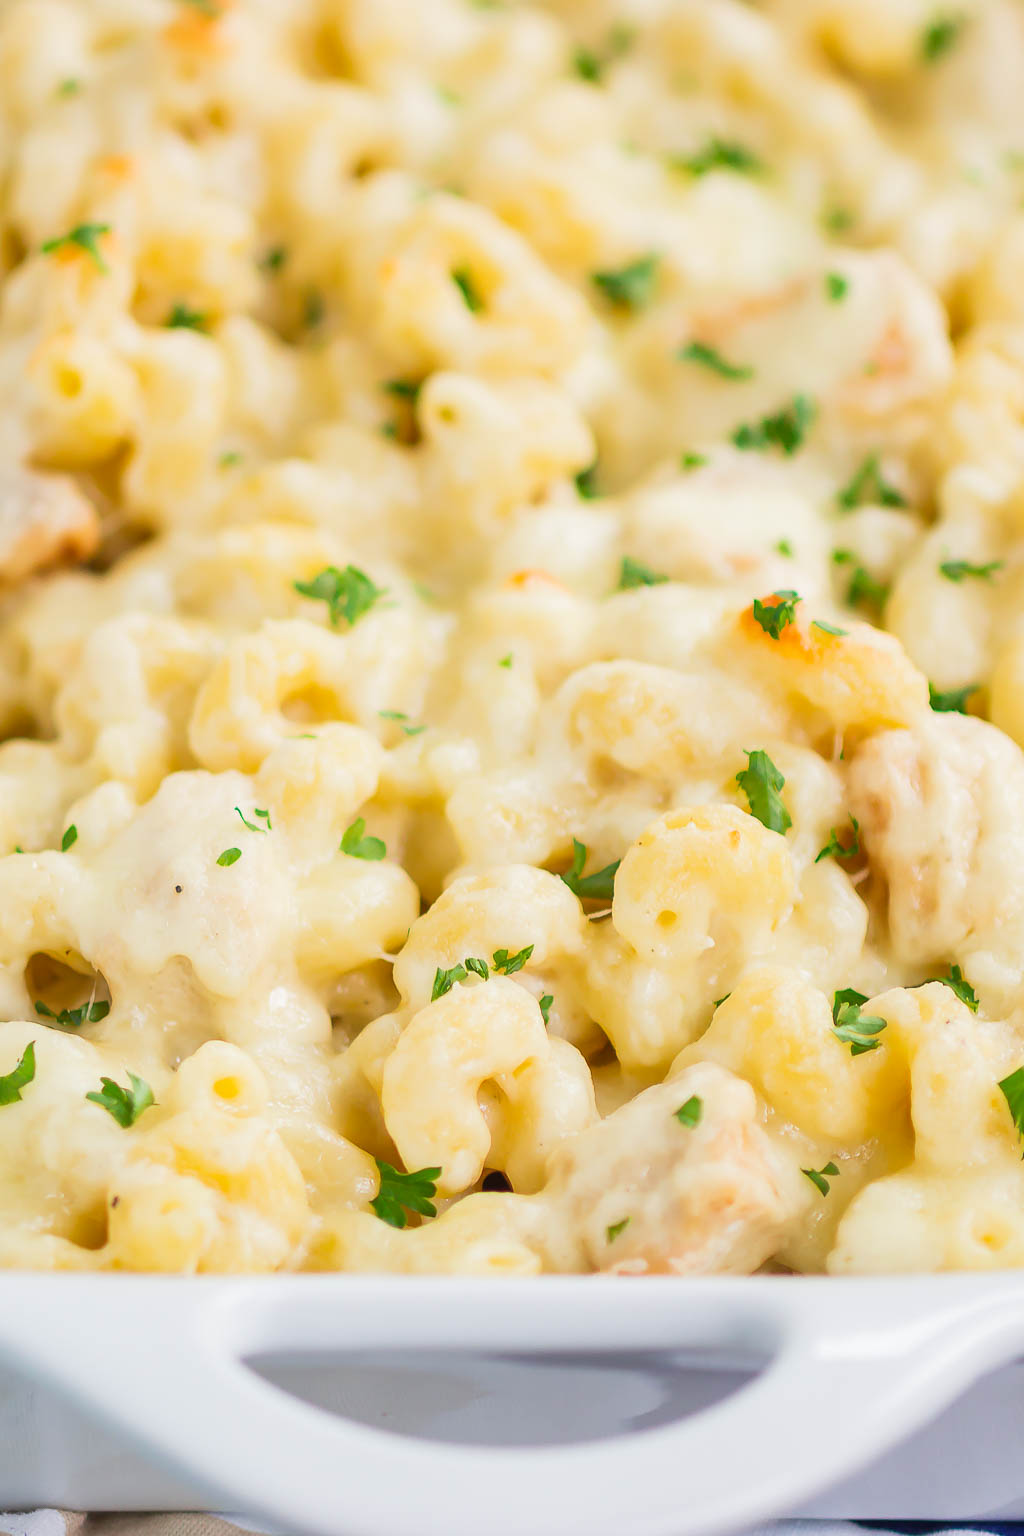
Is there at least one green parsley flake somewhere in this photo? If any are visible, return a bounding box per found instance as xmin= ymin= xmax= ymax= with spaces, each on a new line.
xmin=432 ymin=963 xmax=468 ymax=1001
xmin=674 ymin=1095 xmax=703 ymax=1128
xmin=86 ymin=1072 xmax=155 ymax=1128
xmin=560 ymin=838 xmax=620 ymax=902
xmin=999 ymin=1068 xmax=1024 ymax=1154
xmin=673 ymin=138 xmax=762 ymax=178
xmin=340 ymin=817 xmax=386 ymax=861
xmin=939 ymin=558 xmax=1003 ymax=583
xmin=539 ymin=994 xmax=553 ymax=1024
xmin=813 ymin=619 xmax=848 ymax=636
xmin=0 ymin=1043 xmax=35 ymax=1107
xmin=260 ymin=245 xmax=288 ymax=272
xmin=41 ymin=222 xmax=111 ymax=274
xmin=492 ymin=945 xmax=534 ymax=975
xmin=775 ymin=539 xmax=794 ymax=558
xmin=681 ymin=451 xmax=707 ymax=471
xmin=219 ymin=450 xmax=243 ymax=469
xmin=235 ymin=806 xmax=271 ymax=833
xmin=452 ymin=267 xmax=483 ymax=312
xmin=752 ymin=589 xmax=800 ymax=639
xmin=606 ymin=1217 xmax=630 ymax=1242
xmin=928 ymin=964 xmax=979 ymax=1013
xmin=167 ymin=302 xmax=207 ymax=331
xmin=823 ymin=206 xmax=854 ymax=235
xmin=837 ymin=456 xmax=907 ymax=511
xmin=832 ymin=988 xmax=887 ymax=1056
xmin=825 ymin=272 xmax=849 ymax=302
xmin=58 ymin=78 xmax=82 ymax=98
xmin=815 ymin=816 xmax=861 ymax=864
xmin=61 ymin=825 xmax=78 ymax=852
xmin=35 ymin=999 xmax=109 ymax=1029
xmin=371 ymin=1159 xmax=441 ymax=1228
xmin=383 ymin=378 xmax=423 ymax=404
xmin=575 ymin=462 xmax=600 ymax=499
xmin=732 ymin=395 xmax=816 ymax=456
xmin=618 ymin=556 xmax=669 ymax=590
xmin=736 ymin=749 xmax=791 ymax=835
xmin=572 ymin=46 xmax=603 ymax=82
xmin=216 ymin=847 xmax=241 ymax=867
xmin=294 ymin=564 xmax=386 ymax=627
xmin=921 ymin=14 xmax=964 ymax=62
xmin=303 ymin=290 xmax=325 ymax=329
xmin=591 ymin=254 xmax=660 ymax=312
xmin=846 ymin=562 xmax=889 ymax=612
xmin=802 ymin=1161 xmax=839 ymax=1197
xmin=499 ymin=653 xmax=513 ymax=668
xmin=378 ymin=710 xmax=427 ymax=736
xmin=678 ymin=340 xmax=753 ymax=381
xmin=929 ymin=681 xmax=978 ymax=714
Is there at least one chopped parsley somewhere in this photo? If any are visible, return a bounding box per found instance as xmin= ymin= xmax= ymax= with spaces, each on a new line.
xmin=371 ymin=1159 xmax=440 ymax=1228
xmin=35 ymin=999 xmax=109 ymax=1028
xmin=681 ymin=451 xmax=707 ymax=471
xmin=998 ymin=1067 xmax=1024 ymax=1153
xmin=939 ymin=558 xmax=1002 ymax=583
xmin=928 ymin=964 xmax=979 ymax=1012
xmin=921 ymin=13 xmax=964 ymax=62
xmin=303 ymin=289 xmax=325 ymax=330
xmin=929 ymin=681 xmax=978 ymax=714
xmin=378 ymin=710 xmax=427 ymax=736
xmin=606 ymin=1217 xmax=630 ymax=1242
xmin=802 ymin=1161 xmax=839 ymax=1197
xmin=591 ymin=254 xmax=660 ymax=312
xmin=86 ymin=1072 xmax=154 ymax=1128
xmin=678 ymin=340 xmax=753 ymax=381
xmin=235 ymin=806 xmax=271 ymax=833
xmin=216 ymin=847 xmax=241 ymax=867
xmin=674 ymin=1095 xmax=703 ymax=1128
xmin=673 ymin=138 xmax=762 ymax=177
xmin=452 ymin=267 xmax=483 ymax=312
xmin=539 ymin=994 xmax=553 ymax=1024
xmin=832 ymin=989 xmax=887 ymax=1056
xmin=166 ymin=302 xmax=207 ymax=331
xmin=775 ymin=539 xmax=794 ymax=558
xmin=816 ymin=816 xmax=860 ymax=864
xmin=736 ymin=749 xmax=791 ymax=834
xmin=492 ymin=945 xmax=534 ymax=975
xmin=618 ymin=556 xmax=669 ymax=590
xmin=732 ymin=395 xmax=816 ymax=456
xmin=572 ymin=46 xmax=603 ymax=82
xmin=813 ymin=619 xmax=848 ymax=636
xmin=432 ymin=963 xmax=470 ymax=1000
xmin=498 ymin=653 xmax=513 ymax=668
xmin=832 ymin=551 xmax=889 ymax=612
xmin=383 ymin=378 xmax=423 ymax=404
xmin=560 ymin=838 xmax=620 ymax=902
xmin=41 ymin=222 xmax=111 ymax=274
xmin=825 ymin=272 xmax=849 ymax=302
xmin=752 ymin=589 xmax=800 ymax=639
xmin=58 ymin=78 xmax=82 ymax=98
xmin=0 ymin=1043 xmax=35 ymax=1107
xmin=260 ymin=245 xmax=288 ymax=272
xmin=575 ymin=462 xmax=600 ymax=499
xmin=340 ymin=818 xmax=386 ymax=861
xmin=61 ymin=825 xmax=78 ymax=852
xmin=823 ymin=206 xmax=854 ymax=234
xmin=219 ymin=450 xmax=243 ymax=469
xmin=293 ymin=564 xmax=386 ymax=627
xmin=837 ymin=456 xmax=906 ymax=511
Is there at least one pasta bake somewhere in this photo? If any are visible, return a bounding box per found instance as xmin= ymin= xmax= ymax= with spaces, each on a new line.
xmin=1 ymin=0 xmax=1024 ymax=1277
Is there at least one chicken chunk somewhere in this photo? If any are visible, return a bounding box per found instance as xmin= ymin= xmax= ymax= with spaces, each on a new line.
xmin=848 ymin=713 xmax=1024 ymax=977
xmin=0 ymin=469 xmax=99 ymax=585
xmin=542 ymin=1061 xmax=806 ymax=1275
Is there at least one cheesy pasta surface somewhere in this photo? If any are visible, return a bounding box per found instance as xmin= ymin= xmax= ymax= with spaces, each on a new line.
xmin=1 ymin=0 xmax=1024 ymax=1276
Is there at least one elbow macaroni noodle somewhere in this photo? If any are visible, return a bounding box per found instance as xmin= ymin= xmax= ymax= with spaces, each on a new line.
xmin=0 ymin=0 xmax=1023 ymax=1275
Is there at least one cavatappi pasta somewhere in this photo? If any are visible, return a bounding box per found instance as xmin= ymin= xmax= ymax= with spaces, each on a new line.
xmin=0 ymin=0 xmax=1024 ymax=1276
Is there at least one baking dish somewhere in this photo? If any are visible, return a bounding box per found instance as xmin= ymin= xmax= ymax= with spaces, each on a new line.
xmin=3 ymin=1273 xmax=1024 ymax=1536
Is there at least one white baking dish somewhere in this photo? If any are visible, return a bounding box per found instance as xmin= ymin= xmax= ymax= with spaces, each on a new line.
xmin=3 ymin=1274 xmax=1024 ymax=1536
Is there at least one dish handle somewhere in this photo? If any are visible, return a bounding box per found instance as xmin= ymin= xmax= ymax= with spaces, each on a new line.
xmin=5 ymin=1276 xmax=1024 ymax=1536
